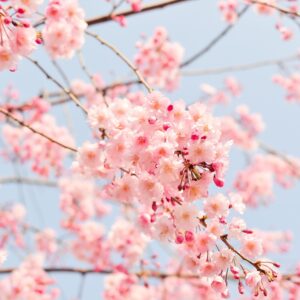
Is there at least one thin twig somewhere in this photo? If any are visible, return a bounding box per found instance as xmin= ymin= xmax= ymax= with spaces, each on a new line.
xmin=180 ymin=5 xmax=250 ymax=68
xmin=77 ymin=51 xmax=95 ymax=83
xmin=259 ymin=141 xmax=300 ymax=177
xmin=26 ymin=57 xmax=88 ymax=114
xmin=181 ymin=54 xmax=299 ymax=76
xmin=0 ymin=107 xmax=77 ymax=152
xmin=86 ymin=30 xmax=153 ymax=93
xmin=77 ymin=274 xmax=86 ymax=300
xmin=86 ymin=0 xmax=194 ymax=26
xmin=51 ymin=59 xmax=71 ymax=87
xmin=0 ymin=177 xmax=57 ymax=187
xmin=0 ymin=267 xmax=297 ymax=284
xmin=199 ymin=217 xmax=266 ymax=275
xmin=47 ymin=79 xmax=140 ymax=106
xmin=250 ymin=0 xmax=300 ymax=18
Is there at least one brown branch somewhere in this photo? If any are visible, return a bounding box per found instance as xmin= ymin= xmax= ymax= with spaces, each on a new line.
xmin=181 ymin=54 xmax=299 ymax=76
xmin=33 ymin=0 xmax=195 ymax=28
xmin=0 ymin=267 xmax=298 ymax=284
xmin=220 ymin=234 xmax=266 ymax=274
xmin=46 ymin=79 xmax=140 ymax=106
xmin=250 ymin=0 xmax=300 ymax=18
xmin=0 ymin=267 xmax=193 ymax=277
xmin=26 ymin=57 xmax=88 ymax=114
xmin=199 ymin=217 xmax=267 ymax=276
xmin=0 ymin=177 xmax=57 ymax=187
xmin=86 ymin=30 xmax=153 ymax=93
xmin=258 ymin=141 xmax=300 ymax=178
xmin=86 ymin=0 xmax=194 ymax=26
xmin=0 ymin=107 xmax=77 ymax=153
xmin=180 ymin=5 xmax=250 ymax=68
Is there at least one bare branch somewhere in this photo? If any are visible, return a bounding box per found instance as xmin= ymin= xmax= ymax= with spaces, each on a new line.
xmin=47 ymin=79 xmax=140 ymax=106
xmin=0 ymin=107 xmax=77 ymax=153
xmin=86 ymin=0 xmax=194 ymax=26
xmin=180 ymin=5 xmax=250 ymax=68
xmin=0 ymin=177 xmax=57 ymax=187
xmin=0 ymin=267 xmax=298 ymax=284
xmin=250 ymin=0 xmax=300 ymax=18
xmin=259 ymin=141 xmax=300 ymax=177
xmin=181 ymin=54 xmax=299 ymax=76
xmin=26 ymin=57 xmax=88 ymax=114
xmin=86 ymin=30 xmax=153 ymax=93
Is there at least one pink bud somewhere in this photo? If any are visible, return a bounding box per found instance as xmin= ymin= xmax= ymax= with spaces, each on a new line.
xmin=163 ymin=123 xmax=170 ymax=131
xmin=35 ymin=38 xmax=43 ymax=45
xmin=175 ymin=234 xmax=184 ymax=244
xmin=273 ymin=262 xmax=280 ymax=268
xmin=242 ymin=229 xmax=253 ymax=234
xmin=152 ymin=201 xmax=157 ymax=211
xmin=17 ymin=7 xmax=25 ymax=14
xmin=191 ymin=133 xmax=199 ymax=140
xmin=238 ymin=281 xmax=244 ymax=294
xmin=131 ymin=2 xmax=141 ymax=12
xmin=185 ymin=231 xmax=194 ymax=242
xmin=150 ymin=214 xmax=156 ymax=223
xmin=219 ymin=216 xmax=227 ymax=224
xmin=230 ymin=266 xmax=239 ymax=274
xmin=213 ymin=175 xmax=224 ymax=187
xmin=167 ymin=104 xmax=173 ymax=111
xmin=22 ymin=21 xmax=30 ymax=28
xmin=4 ymin=17 xmax=11 ymax=25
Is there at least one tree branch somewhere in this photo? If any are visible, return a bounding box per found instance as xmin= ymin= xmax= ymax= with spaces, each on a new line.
xmin=86 ymin=0 xmax=195 ymax=26
xmin=250 ymin=0 xmax=300 ymax=18
xmin=0 ymin=107 xmax=77 ymax=153
xmin=181 ymin=54 xmax=299 ymax=76
xmin=0 ymin=267 xmax=298 ymax=284
xmin=180 ymin=5 xmax=250 ymax=68
xmin=0 ymin=177 xmax=57 ymax=187
xmin=86 ymin=30 xmax=153 ymax=93
xmin=26 ymin=57 xmax=88 ymax=114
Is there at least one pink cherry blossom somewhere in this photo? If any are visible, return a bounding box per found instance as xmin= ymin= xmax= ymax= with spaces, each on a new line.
xmin=134 ymin=27 xmax=184 ymax=91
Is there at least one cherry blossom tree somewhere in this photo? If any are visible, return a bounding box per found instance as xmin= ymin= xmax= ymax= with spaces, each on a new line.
xmin=0 ymin=0 xmax=300 ymax=299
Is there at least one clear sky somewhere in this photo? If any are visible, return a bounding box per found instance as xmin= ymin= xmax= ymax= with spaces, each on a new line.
xmin=1 ymin=0 xmax=300 ymax=299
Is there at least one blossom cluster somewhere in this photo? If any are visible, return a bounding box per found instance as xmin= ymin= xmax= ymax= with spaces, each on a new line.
xmin=43 ymin=0 xmax=87 ymax=59
xmin=234 ymin=154 xmax=300 ymax=206
xmin=273 ymin=73 xmax=300 ymax=103
xmin=0 ymin=1 xmax=40 ymax=71
xmin=200 ymin=77 xmax=242 ymax=106
xmin=0 ymin=254 xmax=59 ymax=300
xmin=220 ymin=104 xmax=265 ymax=150
xmin=218 ymin=1 xmax=295 ymax=40
xmin=1 ymin=98 xmax=74 ymax=177
xmin=65 ymin=90 xmax=290 ymax=297
xmin=0 ymin=203 xmax=26 ymax=249
xmin=134 ymin=27 xmax=184 ymax=91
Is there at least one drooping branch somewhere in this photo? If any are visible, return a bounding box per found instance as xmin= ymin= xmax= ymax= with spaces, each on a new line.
xmin=180 ymin=5 xmax=250 ymax=68
xmin=0 ymin=107 xmax=77 ymax=153
xmin=259 ymin=141 xmax=300 ymax=177
xmin=0 ymin=177 xmax=57 ymax=187
xmin=26 ymin=57 xmax=88 ymax=114
xmin=86 ymin=0 xmax=195 ymax=26
xmin=86 ymin=30 xmax=153 ymax=93
xmin=181 ymin=54 xmax=299 ymax=76
xmin=249 ymin=0 xmax=300 ymax=18
xmin=198 ymin=217 xmax=268 ymax=276
xmin=0 ymin=267 xmax=198 ymax=277
xmin=0 ymin=267 xmax=298 ymax=285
